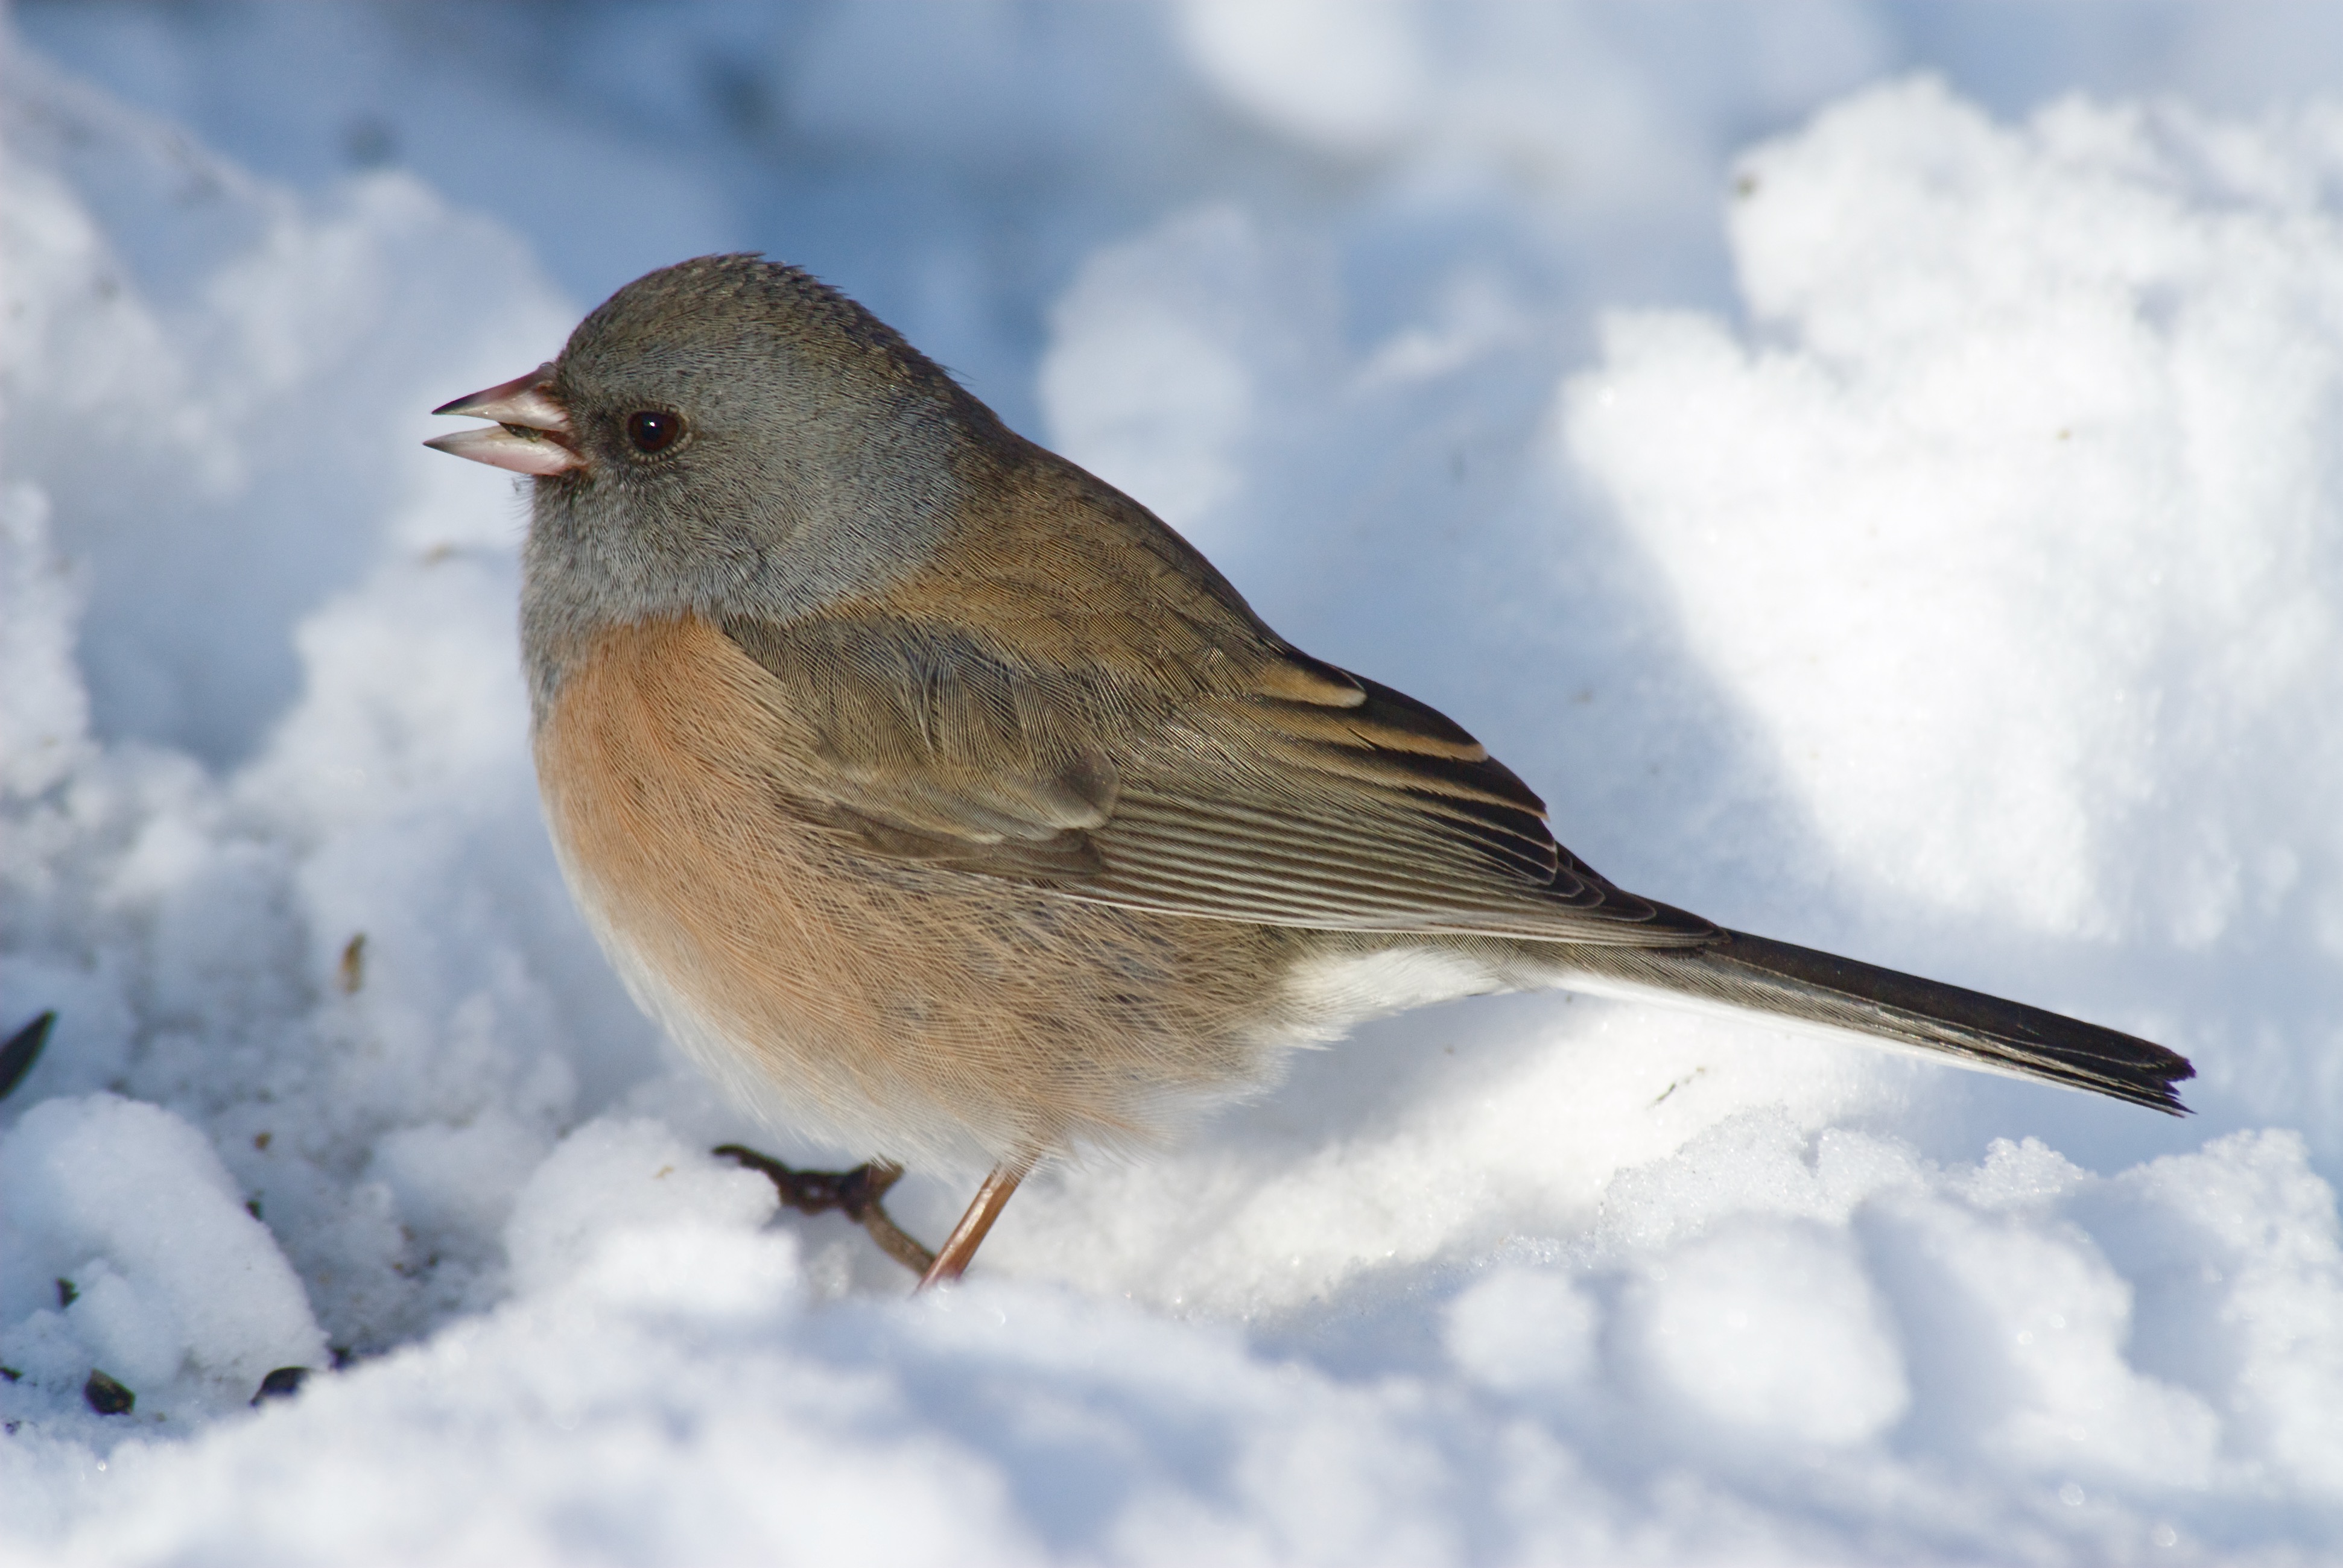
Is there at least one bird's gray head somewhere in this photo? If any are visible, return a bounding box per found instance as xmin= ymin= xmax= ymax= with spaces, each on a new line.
xmin=426 ymin=254 xmax=997 ymax=710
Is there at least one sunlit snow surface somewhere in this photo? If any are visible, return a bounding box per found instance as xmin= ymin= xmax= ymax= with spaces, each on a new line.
xmin=7 ymin=6 xmax=2343 ymax=1563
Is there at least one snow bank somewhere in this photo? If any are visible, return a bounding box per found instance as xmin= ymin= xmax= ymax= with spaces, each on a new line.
xmin=0 ymin=1095 xmax=325 ymax=1413
xmin=1567 ymin=81 xmax=2343 ymax=1134
xmin=5 ymin=18 xmax=2343 ymax=1567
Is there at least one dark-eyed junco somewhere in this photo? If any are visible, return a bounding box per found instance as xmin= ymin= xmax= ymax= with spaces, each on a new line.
xmin=428 ymin=255 xmax=2191 ymax=1288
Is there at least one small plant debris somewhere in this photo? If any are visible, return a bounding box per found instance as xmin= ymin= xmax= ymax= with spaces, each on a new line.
xmin=250 ymin=1367 xmax=311 ymax=1406
xmin=83 ymin=1370 xmax=135 ymax=1415
xmin=337 ymin=933 xmax=367 ymax=994
xmin=0 ymin=1011 xmax=55 ymax=1102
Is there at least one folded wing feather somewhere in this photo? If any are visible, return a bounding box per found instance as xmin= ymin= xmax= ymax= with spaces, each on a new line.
xmin=720 ymin=613 xmax=1716 ymax=946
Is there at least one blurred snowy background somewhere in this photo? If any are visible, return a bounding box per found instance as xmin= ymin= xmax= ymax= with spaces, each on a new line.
xmin=6 ymin=2 xmax=2343 ymax=1562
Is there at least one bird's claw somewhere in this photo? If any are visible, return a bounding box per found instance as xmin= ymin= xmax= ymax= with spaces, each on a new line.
xmin=712 ymin=1145 xmax=937 ymax=1276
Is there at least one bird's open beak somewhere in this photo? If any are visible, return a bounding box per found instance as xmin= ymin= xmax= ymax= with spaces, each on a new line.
xmin=424 ymin=363 xmax=586 ymax=476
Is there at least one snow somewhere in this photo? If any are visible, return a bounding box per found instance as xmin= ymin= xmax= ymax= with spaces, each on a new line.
xmin=0 ymin=1094 xmax=326 ymax=1411
xmin=6 ymin=4 xmax=2343 ymax=1562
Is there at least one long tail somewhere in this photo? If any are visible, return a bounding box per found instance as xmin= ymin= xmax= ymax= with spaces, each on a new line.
xmin=1556 ymin=923 xmax=2193 ymax=1114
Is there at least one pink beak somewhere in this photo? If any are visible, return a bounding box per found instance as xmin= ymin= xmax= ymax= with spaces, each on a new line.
xmin=425 ymin=363 xmax=586 ymax=476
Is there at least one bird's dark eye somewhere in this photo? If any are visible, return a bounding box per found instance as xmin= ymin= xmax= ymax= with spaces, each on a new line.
xmin=626 ymin=410 xmax=683 ymax=454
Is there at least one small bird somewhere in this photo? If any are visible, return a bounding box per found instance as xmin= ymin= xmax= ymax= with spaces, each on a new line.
xmin=428 ymin=255 xmax=2192 ymax=1288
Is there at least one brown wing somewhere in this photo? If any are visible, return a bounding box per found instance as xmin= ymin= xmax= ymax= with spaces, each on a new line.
xmin=721 ymin=613 xmax=1714 ymax=947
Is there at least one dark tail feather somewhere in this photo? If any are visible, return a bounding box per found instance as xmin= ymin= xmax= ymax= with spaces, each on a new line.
xmin=1562 ymin=925 xmax=2194 ymax=1114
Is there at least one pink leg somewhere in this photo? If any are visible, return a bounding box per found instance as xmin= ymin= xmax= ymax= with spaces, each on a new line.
xmin=916 ymin=1163 xmax=1028 ymax=1290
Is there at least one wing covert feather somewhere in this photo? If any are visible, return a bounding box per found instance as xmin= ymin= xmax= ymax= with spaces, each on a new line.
xmin=718 ymin=613 xmax=1714 ymax=947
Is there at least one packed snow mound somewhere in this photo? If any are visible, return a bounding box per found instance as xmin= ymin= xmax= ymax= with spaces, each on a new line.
xmin=0 ymin=1095 xmax=327 ymax=1412
xmin=1568 ymin=80 xmax=2343 ymax=1136
xmin=1577 ymin=80 xmax=2343 ymax=943
xmin=4 ymin=32 xmax=2343 ymax=1568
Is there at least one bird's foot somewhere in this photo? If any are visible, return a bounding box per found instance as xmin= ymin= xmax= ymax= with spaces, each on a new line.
xmin=712 ymin=1145 xmax=937 ymax=1276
